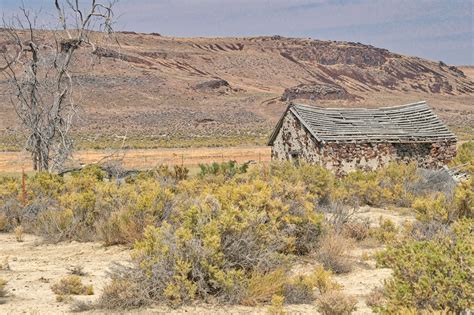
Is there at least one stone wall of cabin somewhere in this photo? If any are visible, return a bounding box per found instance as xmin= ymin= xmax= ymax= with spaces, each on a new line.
xmin=320 ymin=141 xmax=457 ymax=175
xmin=271 ymin=111 xmax=322 ymax=163
xmin=271 ymin=111 xmax=457 ymax=175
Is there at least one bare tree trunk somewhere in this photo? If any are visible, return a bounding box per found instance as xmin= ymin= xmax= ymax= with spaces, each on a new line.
xmin=1 ymin=0 xmax=115 ymax=172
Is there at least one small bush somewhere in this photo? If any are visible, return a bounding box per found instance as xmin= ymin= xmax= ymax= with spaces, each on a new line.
xmin=68 ymin=265 xmax=87 ymax=276
xmin=0 ymin=278 xmax=8 ymax=298
xmin=316 ymin=233 xmax=354 ymax=274
xmin=375 ymin=219 xmax=473 ymax=313
xmin=51 ymin=276 xmax=94 ymax=297
xmin=316 ymin=291 xmax=357 ymax=315
xmin=412 ymin=193 xmax=450 ymax=223
xmin=14 ymin=225 xmax=24 ymax=242
xmin=268 ymin=294 xmax=286 ymax=315
xmin=366 ymin=286 xmax=385 ymax=310
xmin=342 ymin=221 xmax=369 ymax=241
xmin=450 ymin=141 xmax=474 ymax=167
xmin=0 ymin=213 xmax=7 ymax=231
xmin=241 ymin=269 xmax=287 ymax=306
xmin=453 ymin=178 xmax=473 ymax=219
xmin=199 ymin=161 xmax=248 ymax=178
xmin=98 ymin=277 xmax=146 ymax=310
xmin=369 ymin=218 xmax=398 ymax=244
xmin=413 ymin=179 xmax=473 ymax=223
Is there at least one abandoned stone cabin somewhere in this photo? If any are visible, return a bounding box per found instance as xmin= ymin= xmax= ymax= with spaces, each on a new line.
xmin=268 ymin=101 xmax=457 ymax=175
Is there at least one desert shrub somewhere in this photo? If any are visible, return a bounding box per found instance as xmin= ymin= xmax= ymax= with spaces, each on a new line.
xmin=14 ymin=225 xmax=24 ymax=242
xmin=451 ymin=141 xmax=474 ymax=167
xmin=409 ymin=168 xmax=456 ymax=199
xmin=267 ymin=161 xmax=334 ymax=203
xmin=377 ymin=162 xmax=419 ymax=207
xmin=369 ymin=218 xmax=398 ymax=244
xmin=98 ymin=172 xmax=325 ymax=308
xmin=98 ymin=276 xmax=146 ymax=309
xmin=375 ymin=219 xmax=473 ymax=313
xmin=342 ymin=220 xmax=370 ymax=241
xmin=282 ymin=278 xmax=314 ymax=305
xmin=68 ymin=265 xmax=87 ymax=276
xmin=316 ymin=233 xmax=354 ymax=274
xmin=316 ymin=291 xmax=357 ymax=315
xmin=0 ymin=213 xmax=7 ymax=231
xmin=199 ymin=161 xmax=248 ymax=179
xmin=241 ymin=268 xmax=287 ymax=306
xmin=282 ymin=266 xmax=340 ymax=304
xmin=268 ymin=294 xmax=286 ymax=315
xmin=405 ymin=220 xmax=451 ymax=242
xmin=51 ymin=275 xmax=94 ymax=297
xmin=412 ymin=193 xmax=450 ymax=223
xmin=0 ymin=177 xmax=22 ymax=232
xmin=0 ymin=278 xmax=7 ymax=298
xmin=453 ymin=178 xmax=473 ymax=219
xmin=366 ymin=286 xmax=385 ymax=309
xmin=333 ymin=170 xmax=382 ymax=207
xmin=332 ymin=162 xmax=448 ymax=208
xmin=413 ymin=179 xmax=473 ymax=223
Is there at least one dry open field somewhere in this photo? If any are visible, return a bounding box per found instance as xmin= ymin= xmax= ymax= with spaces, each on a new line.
xmin=0 ymin=146 xmax=271 ymax=174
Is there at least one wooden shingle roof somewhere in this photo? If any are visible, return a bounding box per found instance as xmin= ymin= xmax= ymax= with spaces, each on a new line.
xmin=268 ymin=101 xmax=456 ymax=145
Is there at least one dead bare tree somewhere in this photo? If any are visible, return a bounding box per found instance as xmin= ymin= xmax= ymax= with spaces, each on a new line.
xmin=0 ymin=1 xmax=115 ymax=172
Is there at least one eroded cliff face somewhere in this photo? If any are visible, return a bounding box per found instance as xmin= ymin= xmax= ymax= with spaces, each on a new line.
xmin=271 ymin=112 xmax=457 ymax=175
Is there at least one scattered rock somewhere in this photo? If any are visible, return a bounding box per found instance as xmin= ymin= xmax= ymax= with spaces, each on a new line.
xmin=448 ymin=65 xmax=466 ymax=78
xmin=195 ymin=79 xmax=230 ymax=91
xmin=281 ymin=83 xmax=352 ymax=101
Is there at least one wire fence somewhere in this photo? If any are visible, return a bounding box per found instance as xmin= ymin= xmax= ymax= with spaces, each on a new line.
xmin=0 ymin=147 xmax=272 ymax=173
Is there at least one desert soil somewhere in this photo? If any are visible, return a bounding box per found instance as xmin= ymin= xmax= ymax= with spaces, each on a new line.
xmin=0 ymin=207 xmax=415 ymax=314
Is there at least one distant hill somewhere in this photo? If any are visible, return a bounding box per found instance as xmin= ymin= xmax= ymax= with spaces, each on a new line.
xmin=1 ymin=31 xmax=473 ymax=147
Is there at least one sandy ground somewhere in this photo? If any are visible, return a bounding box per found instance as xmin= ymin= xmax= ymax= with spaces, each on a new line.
xmin=0 ymin=146 xmax=271 ymax=174
xmin=0 ymin=207 xmax=414 ymax=314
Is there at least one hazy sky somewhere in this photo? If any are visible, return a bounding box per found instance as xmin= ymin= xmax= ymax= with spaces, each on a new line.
xmin=1 ymin=0 xmax=473 ymax=65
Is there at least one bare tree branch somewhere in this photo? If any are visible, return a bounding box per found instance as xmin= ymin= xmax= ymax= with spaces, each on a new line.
xmin=1 ymin=1 xmax=116 ymax=172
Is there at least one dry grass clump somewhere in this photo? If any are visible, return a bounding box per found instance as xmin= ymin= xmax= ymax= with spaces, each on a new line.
xmin=0 ymin=213 xmax=7 ymax=231
xmin=98 ymin=277 xmax=145 ymax=310
xmin=268 ymin=294 xmax=286 ymax=315
xmin=282 ymin=266 xmax=340 ymax=305
xmin=51 ymin=276 xmax=93 ymax=302
xmin=241 ymin=269 xmax=287 ymax=306
xmin=0 ymin=257 xmax=9 ymax=271
xmin=14 ymin=225 xmax=24 ymax=242
xmin=342 ymin=221 xmax=369 ymax=241
xmin=366 ymin=286 xmax=385 ymax=309
xmin=0 ymin=278 xmax=8 ymax=298
xmin=316 ymin=233 xmax=354 ymax=274
xmin=316 ymin=291 xmax=357 ymax=315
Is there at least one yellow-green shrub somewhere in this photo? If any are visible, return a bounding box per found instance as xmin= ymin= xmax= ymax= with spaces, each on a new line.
xmin=51 ymin=275 xmax=94 ymax=296
xmin=241 ymin=268 xmax=287 ymax=306
xmin=412 ymin=179 xmax=473 ymax=223
xmin=450 ymin=141 xmax=474 ymax=168
xmin=369 ymin=218 xmax=398 ymax=244
xmin=99 ymin=173 xmax=325 ymax=308
xmin=375 ymin=219 xmax=473 ymax=313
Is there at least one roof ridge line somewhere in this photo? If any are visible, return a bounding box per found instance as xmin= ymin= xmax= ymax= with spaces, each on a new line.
xmin=291 ymin=100 xmax=427 ymax=111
